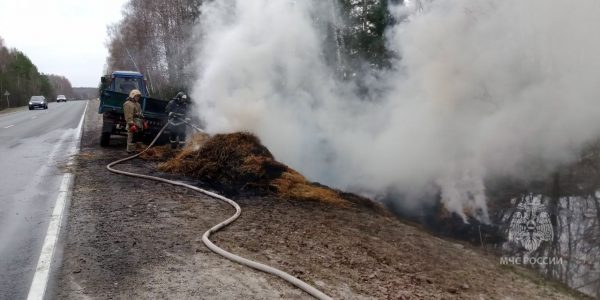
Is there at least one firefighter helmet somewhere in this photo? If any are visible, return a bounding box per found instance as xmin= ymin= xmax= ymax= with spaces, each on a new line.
xmin=129 ymin=89 xmax=142 ymax=99
xmin=174 ymin=91 xmax=188 ymax=102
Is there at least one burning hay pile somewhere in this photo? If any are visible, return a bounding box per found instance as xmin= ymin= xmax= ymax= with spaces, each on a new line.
xmin=147 ymin=132 xmax=352 ymax=206
xmin=139 ymin=133 xmax=212 ymax=161
xmin=138 ymin=145 xmax=174 ymax=161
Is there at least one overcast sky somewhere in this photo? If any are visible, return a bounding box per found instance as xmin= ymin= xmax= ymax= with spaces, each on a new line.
xmin=0 ymin=0 xmax=128 ymax=87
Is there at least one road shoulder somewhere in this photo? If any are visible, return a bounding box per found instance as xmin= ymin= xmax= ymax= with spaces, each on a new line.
xmin=0 ymin=106 xmax=27 ymax=116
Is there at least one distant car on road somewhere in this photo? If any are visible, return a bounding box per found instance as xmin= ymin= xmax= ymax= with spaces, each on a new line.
xmin=29 ymin=96 xmax=48 ymax=110
xmin=57 ymin=95 xmax=67 ymax=102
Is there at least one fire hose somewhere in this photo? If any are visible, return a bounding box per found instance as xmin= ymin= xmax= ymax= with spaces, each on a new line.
xmin=106 ymin=121 xmax=333 ymax=300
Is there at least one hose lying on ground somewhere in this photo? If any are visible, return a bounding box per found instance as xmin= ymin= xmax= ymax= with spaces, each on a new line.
xmin=106 ymin=123 xmax=333 ymax=300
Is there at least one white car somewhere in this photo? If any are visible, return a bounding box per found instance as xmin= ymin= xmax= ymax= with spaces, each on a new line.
xmin=56 ymin=95 xmax=67 ymax=102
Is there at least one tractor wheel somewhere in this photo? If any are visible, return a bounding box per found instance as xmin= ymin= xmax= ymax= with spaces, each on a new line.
xmin=100 ymin=132 xmax=111 ymax=147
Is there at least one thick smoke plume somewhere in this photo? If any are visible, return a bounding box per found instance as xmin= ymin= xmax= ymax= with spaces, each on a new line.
xmin=191 ymin=0 xmax=600 ymax=222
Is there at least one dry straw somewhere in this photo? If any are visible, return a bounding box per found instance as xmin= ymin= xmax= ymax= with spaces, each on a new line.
xmin=142 ymin=132 xmax=350 ymax=206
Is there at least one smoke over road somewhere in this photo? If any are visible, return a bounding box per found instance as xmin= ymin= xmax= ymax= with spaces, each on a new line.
xmin=191 ymin=0 xmax=600 ymax=222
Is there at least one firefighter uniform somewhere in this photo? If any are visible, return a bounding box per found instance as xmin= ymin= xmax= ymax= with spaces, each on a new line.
xmin=123 ymin=89 xmax=144 ymax=153
xmin=165 ymin=92 xmax=189 ymax=149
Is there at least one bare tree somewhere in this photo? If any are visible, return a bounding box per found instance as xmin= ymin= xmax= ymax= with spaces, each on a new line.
xmin=105 ymin=0 xmax=202 ymax=99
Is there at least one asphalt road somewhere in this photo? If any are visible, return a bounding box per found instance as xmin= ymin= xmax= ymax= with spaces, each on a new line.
xmin=0 ymin=101 xmax=87 ymax=299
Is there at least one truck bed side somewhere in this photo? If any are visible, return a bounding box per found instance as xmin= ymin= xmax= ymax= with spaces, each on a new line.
xmin=99 ymin=90 xmax=169 ymax=117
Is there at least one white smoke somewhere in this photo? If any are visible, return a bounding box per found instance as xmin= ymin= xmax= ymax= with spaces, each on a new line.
xmin=192 ymin=0 xmax=600 ymax=222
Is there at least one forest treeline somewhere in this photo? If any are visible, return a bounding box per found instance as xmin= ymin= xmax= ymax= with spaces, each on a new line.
xmin=0 ymin=37 xmax=74 ymax=109
xmin=104 ymin=0 xmax=397 ymax=100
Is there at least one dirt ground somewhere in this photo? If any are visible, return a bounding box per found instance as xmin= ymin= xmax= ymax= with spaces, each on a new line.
xmin=53 ymin=100 xmax=586 ymax=299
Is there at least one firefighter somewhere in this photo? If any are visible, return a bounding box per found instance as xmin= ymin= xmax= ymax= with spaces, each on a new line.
xmin=123 ymin=89 xmax=144 ymax=153
xmin=165 ymin=91 xmax=189 ymax=149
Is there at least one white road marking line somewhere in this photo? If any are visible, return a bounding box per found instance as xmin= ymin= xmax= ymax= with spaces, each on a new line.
xmin=27 ymin=101 xmax=88 ymax=300
xmin=26 ymin=174 xmax=72 ymax=300
xmin=3 ymin=124 xmax=14 ymax=128
xmin=32 ymin=116 xmax=37 ymax=119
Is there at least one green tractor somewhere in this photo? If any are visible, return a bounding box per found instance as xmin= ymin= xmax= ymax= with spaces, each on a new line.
xmin=99 ymin=71 xmax=169 ymax=146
